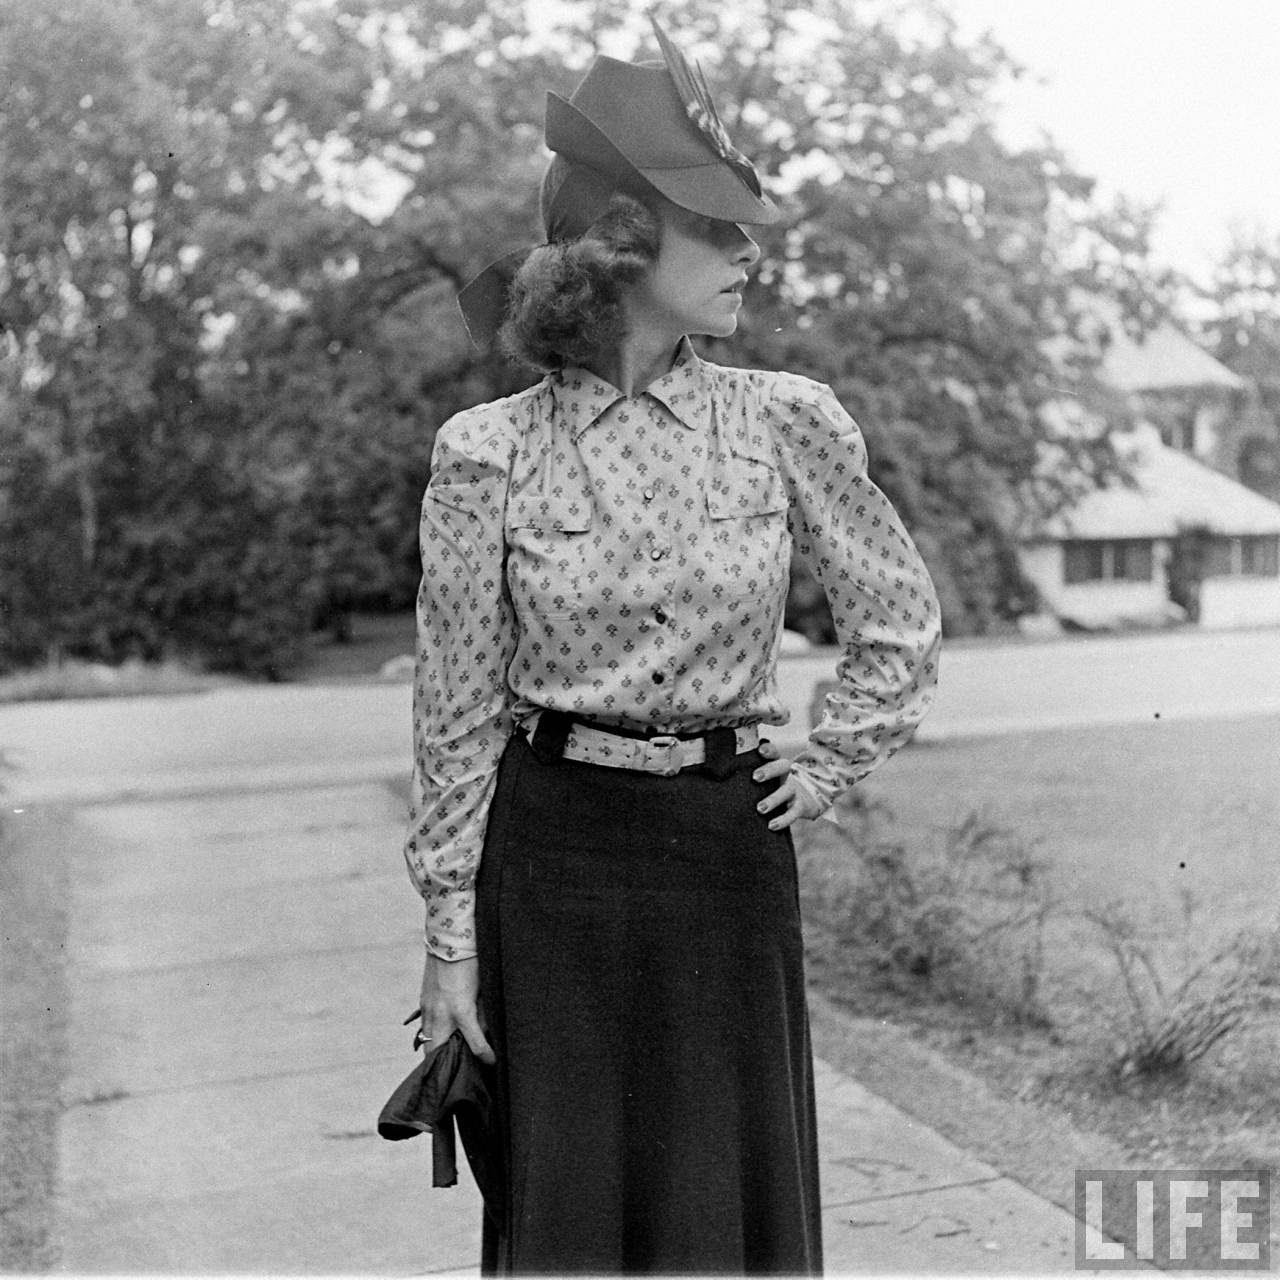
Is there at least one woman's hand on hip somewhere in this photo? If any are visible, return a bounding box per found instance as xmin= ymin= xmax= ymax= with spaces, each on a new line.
xmin=419 ymin=952 xmax=496 ymax=1064
xmin=752 ymin=740 xmax=825 ymax=830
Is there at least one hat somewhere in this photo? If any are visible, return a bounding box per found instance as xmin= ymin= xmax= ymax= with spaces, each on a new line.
xmin=457 ymin=16 xmax=778 ymax=345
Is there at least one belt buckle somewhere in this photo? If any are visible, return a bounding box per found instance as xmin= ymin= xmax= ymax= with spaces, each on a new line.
xmin=645 ymin=734 xmax=683 ymax=776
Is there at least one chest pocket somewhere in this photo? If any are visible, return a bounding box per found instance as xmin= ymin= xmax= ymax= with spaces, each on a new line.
xmin=704 ymin=442 xmax=791 ymax=600
xmin=505 ymin=494 xmax=595 ymax=622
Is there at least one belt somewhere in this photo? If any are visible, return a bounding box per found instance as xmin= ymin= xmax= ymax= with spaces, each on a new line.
xmin=522 ymin=711 xmax=760 ymax=778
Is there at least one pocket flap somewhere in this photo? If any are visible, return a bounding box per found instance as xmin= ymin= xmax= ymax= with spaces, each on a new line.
xmin=706 ymin=452 xmax=789 ymax=519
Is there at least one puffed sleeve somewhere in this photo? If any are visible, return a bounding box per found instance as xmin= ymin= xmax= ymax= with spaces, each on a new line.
xmin=404 ymin=407 xmax=519 ymax=960
xmin=766 ymin=375 xmax=942 ymax=810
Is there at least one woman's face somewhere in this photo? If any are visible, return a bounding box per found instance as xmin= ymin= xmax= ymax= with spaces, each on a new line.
xmin=629 ymin=201 xmax=761 ymax=341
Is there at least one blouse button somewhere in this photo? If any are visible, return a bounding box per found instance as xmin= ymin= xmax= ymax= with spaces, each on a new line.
xmin=649 ymin=547 xmax=667 ymax=561
xmin=654 ymin=608 xmax=668 ymax=625
xmin=651 ymin=671 xmax=665 ymax=684
xmin=642 ymin=486 xmax=656 ymax=503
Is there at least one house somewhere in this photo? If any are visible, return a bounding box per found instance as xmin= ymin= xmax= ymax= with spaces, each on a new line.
xmin=1098 ymin=314 xmax=1247 ymax=465
xmin=1017 ymin=314 xmax=1280 ymax=630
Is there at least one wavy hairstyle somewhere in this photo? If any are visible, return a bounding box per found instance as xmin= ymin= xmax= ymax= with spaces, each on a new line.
xmin=499 ymin=193 xmax=662 ymax=371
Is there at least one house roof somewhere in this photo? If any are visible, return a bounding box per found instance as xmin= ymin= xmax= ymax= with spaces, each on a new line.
xmin=1095 ymin=307 xmax=1245 ymax=394
xmin=1030 ymin=429 xmax=1280 ymax=540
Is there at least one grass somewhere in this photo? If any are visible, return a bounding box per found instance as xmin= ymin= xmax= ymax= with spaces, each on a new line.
xmin=796 ymin=712 xmax=1280 ymax=1217
xmin=861 ymin=713 xmax=1280 ymax=947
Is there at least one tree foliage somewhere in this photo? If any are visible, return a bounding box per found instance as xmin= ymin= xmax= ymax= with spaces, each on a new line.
xmin=2 ymin=0 xmax=1177 ymax=673
xmin=1203 ymin=228 xmax=1280 ymax=501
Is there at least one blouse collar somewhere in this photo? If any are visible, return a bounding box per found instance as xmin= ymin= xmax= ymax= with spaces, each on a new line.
xmin=553 ymin=338 xmax=712 ymax=441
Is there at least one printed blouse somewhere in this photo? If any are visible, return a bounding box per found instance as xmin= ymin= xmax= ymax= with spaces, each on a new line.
xmin=406 ymin=338 xmax=942 ymax=959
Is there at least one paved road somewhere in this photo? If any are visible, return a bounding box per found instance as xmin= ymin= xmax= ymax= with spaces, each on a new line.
xmin=3 ymin=627 xmax=1279 ymax=806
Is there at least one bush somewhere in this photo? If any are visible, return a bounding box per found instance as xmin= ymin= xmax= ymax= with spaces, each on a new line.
xmin=797 ymin=794 xmax=1058 ymax=1025
xmin=0 ymin=418 xmax=316 ymax=680
xmin=1086 ymin=897 xmax=1280 ymax=1079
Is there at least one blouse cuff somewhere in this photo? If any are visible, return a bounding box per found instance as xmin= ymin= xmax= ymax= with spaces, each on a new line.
xmin=425 ymin=937 xmax=477 ymax=963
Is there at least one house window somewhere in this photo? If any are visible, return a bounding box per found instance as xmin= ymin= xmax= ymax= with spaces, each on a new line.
xmin=1062 ymin=539 xmax=1155 ymax=584
xmin=1158 ymin=408 xmax=1197 ymax=454
xmin=1205 ymin=535 xmax=1280 ymax=578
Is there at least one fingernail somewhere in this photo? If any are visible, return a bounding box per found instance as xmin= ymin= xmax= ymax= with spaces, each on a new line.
xmin=752 ymin=771 xmax=763 ymax=782
xmin=757 ymin=801 xmax=767 ymax=812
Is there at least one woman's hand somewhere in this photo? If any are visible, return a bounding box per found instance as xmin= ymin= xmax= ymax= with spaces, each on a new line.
xmin=419 ymin=953 xmax=496 ymax=1064
xmin=752 ymin=739 xmax=825 ymax=830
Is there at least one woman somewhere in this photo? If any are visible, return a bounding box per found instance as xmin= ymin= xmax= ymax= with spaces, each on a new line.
xmin=404 ymin=22 xmax=942 ymax=1275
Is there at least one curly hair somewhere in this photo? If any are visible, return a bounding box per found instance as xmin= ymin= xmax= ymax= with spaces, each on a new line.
xmin=499 ymin=193 xmax=662 ymax=371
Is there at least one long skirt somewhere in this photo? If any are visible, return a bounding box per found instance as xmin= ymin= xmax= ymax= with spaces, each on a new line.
xmin=475 ymin=730 xmax=823 ymax=1275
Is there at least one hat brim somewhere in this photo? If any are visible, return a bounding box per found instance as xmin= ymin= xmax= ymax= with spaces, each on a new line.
xmin=546 ymin=92 xmax=779 ymax=226
xmin=635 ymin=161 xmax=779 ymax=226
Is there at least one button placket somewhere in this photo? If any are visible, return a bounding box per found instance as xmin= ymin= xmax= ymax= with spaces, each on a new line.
xmin=646 ymin=525 xmax=670 ymax=561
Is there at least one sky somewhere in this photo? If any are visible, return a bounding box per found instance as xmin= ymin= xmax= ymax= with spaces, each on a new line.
xmin=943 ymin=0 xmax=1280 ymax=288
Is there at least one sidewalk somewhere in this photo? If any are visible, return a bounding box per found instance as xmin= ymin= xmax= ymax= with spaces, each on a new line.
xmin=32 ymin=762 xmax=1091 ymax=1275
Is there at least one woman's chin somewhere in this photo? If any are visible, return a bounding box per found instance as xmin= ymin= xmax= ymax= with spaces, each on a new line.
xmin=694 ymin=315 xmax=740 ymax=339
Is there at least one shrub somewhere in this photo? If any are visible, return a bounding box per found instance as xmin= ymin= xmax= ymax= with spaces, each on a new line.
xmin=0 ymin=421 xmax=316 ymax=680
xmin=797 ymin=793 xmax=1058 ymax=1024
xmin=1086 ymin=896 xmax=1280 ymax=1079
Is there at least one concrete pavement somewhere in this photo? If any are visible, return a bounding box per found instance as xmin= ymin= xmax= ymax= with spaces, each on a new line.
xmin=38 ymin=765 xmax=1092 ymax=1275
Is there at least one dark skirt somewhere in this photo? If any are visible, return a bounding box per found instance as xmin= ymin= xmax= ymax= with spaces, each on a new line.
xmin=476 ymin=731 xmax=822 ymax=1275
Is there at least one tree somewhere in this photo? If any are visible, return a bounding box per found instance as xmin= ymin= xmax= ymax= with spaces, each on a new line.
xmin=320 ymin=0 xmax=1168 ymax=634
xmin=1203 ymin=228 xmax=1280 ymax=501
xmin=0 ymin=0 xmax=458 ymax=669
xmin=629 ymin=1 xmax=1168 ymax=630
xmin=387 ymin=0 xmax=1164 ymax=631
xmin=2 ymin=0 xmax=1176 ymax=672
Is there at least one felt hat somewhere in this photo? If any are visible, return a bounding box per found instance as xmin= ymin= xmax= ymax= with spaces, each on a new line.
xmin=457 ymin=16 xmax=778 ymax=345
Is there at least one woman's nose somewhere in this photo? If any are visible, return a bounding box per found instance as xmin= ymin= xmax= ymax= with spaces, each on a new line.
xmin=732 ymin=225 xmax=761 ymax=266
